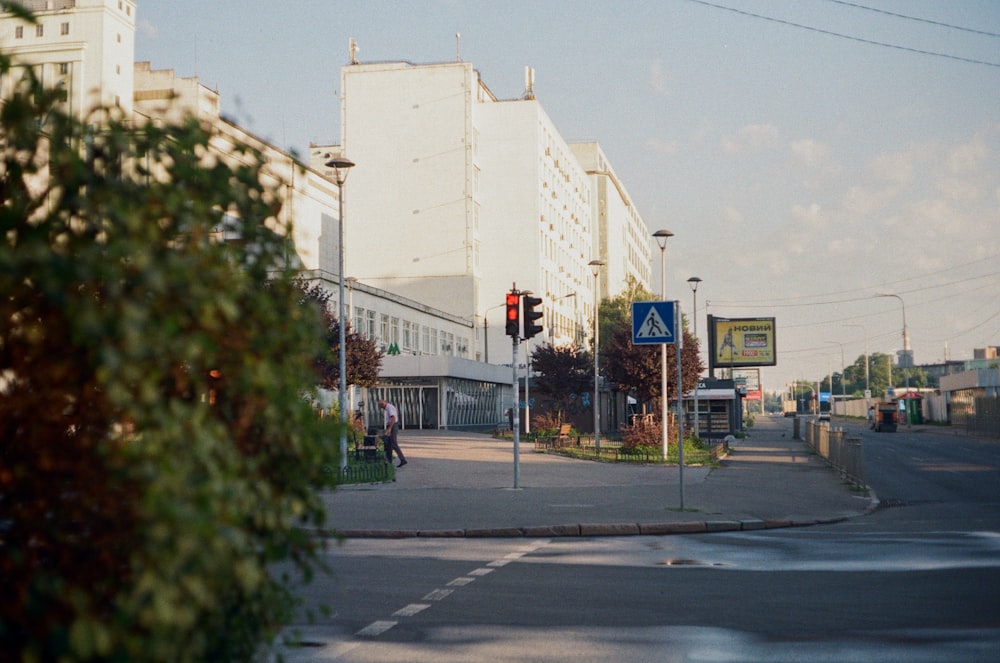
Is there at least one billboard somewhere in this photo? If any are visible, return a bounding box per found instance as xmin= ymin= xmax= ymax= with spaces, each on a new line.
xmin=732 ymin=368 xmax=762 ymax=401
xmin=708 ymin=316 xmax=777 ymax=371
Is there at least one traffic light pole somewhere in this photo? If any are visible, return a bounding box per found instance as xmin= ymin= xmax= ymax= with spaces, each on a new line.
xmin=512 ymin=332 xmax=520 ymax=489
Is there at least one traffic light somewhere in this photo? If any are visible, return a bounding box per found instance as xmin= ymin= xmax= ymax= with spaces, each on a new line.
xmin=505 ymin=292 xmax=520 ymax=337
xmin=522 ymin=295 xmax=543 ymax=339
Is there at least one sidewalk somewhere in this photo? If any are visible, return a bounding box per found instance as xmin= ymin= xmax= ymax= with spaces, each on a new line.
xmin=317 ymin=416 xmax=875 ymax=538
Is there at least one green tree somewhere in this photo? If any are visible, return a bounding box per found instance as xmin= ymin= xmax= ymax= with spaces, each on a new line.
xmin=597 ymin=286 xmax=704 ymax=407
xmin=299 ymin=280 xmax=383 ymax=390
xmin=530 ymin=342 xmax=593 ymax=422
xmin=0 ymin=36 xmax=337 ymax=661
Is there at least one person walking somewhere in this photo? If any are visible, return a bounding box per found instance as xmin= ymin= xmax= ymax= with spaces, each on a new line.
xmin=379 ymin=399 xmax=407 ymax=467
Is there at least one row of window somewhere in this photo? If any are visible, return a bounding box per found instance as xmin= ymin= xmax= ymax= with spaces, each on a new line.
xmin=351 ymin=306 xmax=471 ymax=358
xmin=14 ymin=21 xmax=69 ymax=38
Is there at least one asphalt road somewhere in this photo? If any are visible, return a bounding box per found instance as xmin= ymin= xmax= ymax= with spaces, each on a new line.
xmin=268 ymin=419 xmax=1000 ymax=662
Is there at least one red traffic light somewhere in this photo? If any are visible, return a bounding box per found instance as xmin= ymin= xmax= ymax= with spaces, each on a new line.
xmin=505 ymin=293 xmax=520 ymax=337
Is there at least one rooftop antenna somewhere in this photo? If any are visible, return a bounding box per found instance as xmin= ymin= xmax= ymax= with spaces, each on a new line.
xmin=524 ymin=66 xmax=535 ymax=100
xmin=349 ymin=37 xmax=359 ymax=65
xmin=455 ymin=32 xmax=462 ymax=61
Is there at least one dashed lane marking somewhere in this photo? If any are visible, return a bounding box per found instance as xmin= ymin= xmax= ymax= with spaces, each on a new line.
xmin=392 ymin=603 xmax=430 ymax=617
xmin=355 ymin=620 xmax=396 ymax=637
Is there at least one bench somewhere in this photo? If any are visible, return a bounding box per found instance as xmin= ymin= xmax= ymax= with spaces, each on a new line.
xmin=555 ymin=423 xmax=572 ymax=444
xmin=353 ymin=434 xmax=385 ymax=463
xmin=535 ymin=423 xmax=574 ymax=451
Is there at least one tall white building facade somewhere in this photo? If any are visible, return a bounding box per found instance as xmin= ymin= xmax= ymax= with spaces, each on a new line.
xmin=333 ymin=58 xmax=652 ymax=363
xmin=1 ymin=4 xmax=508 ymax=430
xmin=0 ymin=0 xmax=136 ymax=121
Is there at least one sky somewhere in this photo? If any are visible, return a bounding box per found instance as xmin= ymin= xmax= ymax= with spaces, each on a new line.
xmin=133 ymin=0 xmax=1000 ymax=391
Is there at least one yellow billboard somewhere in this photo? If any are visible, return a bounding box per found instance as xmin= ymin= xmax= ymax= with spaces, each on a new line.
xmin=708 ymin=316 xmax=777 ymax=370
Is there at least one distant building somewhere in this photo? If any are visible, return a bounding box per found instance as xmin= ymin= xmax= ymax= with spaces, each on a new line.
xmin=1 ymin=2 xmax=506 ymax=430
xmin=0 ymin=0 xmax=136 ymax=122
xmin=315 ymin=57 xmax=652 ymax=362
xmin=974 ymin=346 xmax=1000 ymax=360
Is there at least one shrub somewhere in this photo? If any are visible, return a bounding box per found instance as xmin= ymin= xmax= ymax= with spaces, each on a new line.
xmin=0 ymin=43 xmax=337 ymax=661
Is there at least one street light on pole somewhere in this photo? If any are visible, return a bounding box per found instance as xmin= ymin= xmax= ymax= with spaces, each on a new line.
xmin=825 ymin=340 xmax=846 ymax=414
xmin=876 ymin=293 xmax=910 ymax=425
xmin=687 ymin=276 xmax=701 ymax=438
xmin=482 ymin=302 xmax=506 ymax=364
xmin=589 ymin=260 xmax=605 ymax=453
xmin=653 ymin=229 xmax=674 ymax=461
xmin=325 ymin=156 xmax=356 ymax=470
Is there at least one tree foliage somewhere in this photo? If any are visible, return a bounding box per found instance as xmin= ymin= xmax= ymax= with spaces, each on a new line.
xmin=299 ymin=280 xmax=383 ymax=390
xmin=0 ymin=44 xmax=338 ymax=661
xmin=598 ymin=287 xmax=704 ymax=407
xmin=530 ymin=342 xmax=593 ymax=422
xmin=818 ymin=351 xmax=929 ymax=398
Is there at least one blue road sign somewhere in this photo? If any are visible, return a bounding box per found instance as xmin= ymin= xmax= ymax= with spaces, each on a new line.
xmin=632 ymin=301 xmax=676 ymax=345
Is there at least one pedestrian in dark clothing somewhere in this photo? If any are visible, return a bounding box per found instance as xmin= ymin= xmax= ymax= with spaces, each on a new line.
xmin=379 ymin=399 xmax=407 ymax=467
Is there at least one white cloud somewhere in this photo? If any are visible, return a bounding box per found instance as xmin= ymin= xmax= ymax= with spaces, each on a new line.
xmin=648 ymin=58 xmax=669 ymax=95
xmin=789 ymin=138 xmax=829 ymax=168
xmin=868 ymin=151 xmax=914 ymax=186
xmin=722 ymin=123 xmax=782 ymax=154
xmin=791 ymin=202 xmax=827 ymax=231
xmin=946 ymin=138 xmax=988 ymax=175
xmin=645 ymin=137 xmax=678 ymax=156
xmin=936 ymin=177 xmax=981 ymax=203
xmin=722 ymin=205 xmax=744 ymax=227
xmin=137 ymin=19 xmax=158 ymax=39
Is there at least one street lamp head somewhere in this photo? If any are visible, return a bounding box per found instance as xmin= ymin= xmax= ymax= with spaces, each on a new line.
xmin=652 ymin=229 xmax=674 ymax=250
xmin=687 ymin=276 xmax=702 ymax=292
xmin=324 ymin=156 xmax=356 ymax=185
xmin=588 ymin=259 xmax=605 ymax=277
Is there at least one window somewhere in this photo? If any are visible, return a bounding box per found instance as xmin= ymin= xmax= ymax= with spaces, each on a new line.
xmin=59 ymin=63 xmax=69 ymax=75
xmin=15 ymin=26 xmax=23 ymax=39
xmin=402 ymin=321 xmax=413 ymax=351
xmin=354 ymin=308 xmax=365 ymax=336
xmin=36 ymin=24 xmax=43 ymax=37
xmin=60 ymin=22 xmax=69 ymax=36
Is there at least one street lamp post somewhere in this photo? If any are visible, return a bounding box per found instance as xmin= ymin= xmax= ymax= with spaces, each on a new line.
xmin=325 ymin=157 xmax=356 ymax=470
xmin=877 ymin=293 xmax=910 ymax=425
xmin=687 ymin=276 xmax=701 ymax=438
xmin=589 ymin=260 xmax=605 ymax=453
xmin=482 ymin=302 xmax=505 ymax=364
xmin=653 ymin=230 xmax=674 ymax=460
xmin=825 ymin=341 xmax=846 ymax=415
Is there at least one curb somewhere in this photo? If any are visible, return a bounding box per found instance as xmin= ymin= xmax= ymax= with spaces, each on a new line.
xmin=321 ymin=517 xmax=846 ymax=540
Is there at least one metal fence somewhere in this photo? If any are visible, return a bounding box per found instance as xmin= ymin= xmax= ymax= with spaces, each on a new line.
xmin=969 ymin=397 xmax=1000 ymax=437
xmin=801 ymin=420 xmax=865 ymax=487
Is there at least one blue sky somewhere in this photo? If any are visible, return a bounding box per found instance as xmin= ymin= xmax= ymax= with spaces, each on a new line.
xmin=134 ymin=1 xmax=1000 ymax=390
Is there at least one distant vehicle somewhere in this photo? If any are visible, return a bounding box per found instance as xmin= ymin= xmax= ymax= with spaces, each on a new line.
xmin=819 ymin=412 xmax=831 ymax=422
xmin=782 ymin=400 xmax=797 ymax=417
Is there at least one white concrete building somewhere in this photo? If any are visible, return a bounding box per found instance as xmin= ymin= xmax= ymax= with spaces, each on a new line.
xmin=323 ymin=57 xmax=652 ymax=365
xmin=0 ymin=0 xmax=136 ymax=121
xmin=2 ymin=3 xmax=508 ymax=430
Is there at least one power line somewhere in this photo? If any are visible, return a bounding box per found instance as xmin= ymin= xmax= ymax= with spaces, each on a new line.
xmin=824 ymin=0 xmax=1000 ymax=39
xmin=709 ymin=264 xmax=1000 ymax=309
xmin=686 ymin=0 xmax=1000 ymax=68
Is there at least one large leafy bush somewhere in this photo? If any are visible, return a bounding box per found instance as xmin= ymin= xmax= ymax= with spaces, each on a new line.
xmin=0 ymin=39 xmax=337 ymax=661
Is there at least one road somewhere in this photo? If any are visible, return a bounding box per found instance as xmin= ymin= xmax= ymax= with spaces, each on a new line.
xmin=270 ymin=421 xmax=1000 ymax=662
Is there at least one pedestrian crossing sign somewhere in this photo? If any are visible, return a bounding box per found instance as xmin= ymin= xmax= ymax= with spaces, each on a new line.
xmin=632 ymin=301 xmax=676 ymax=345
